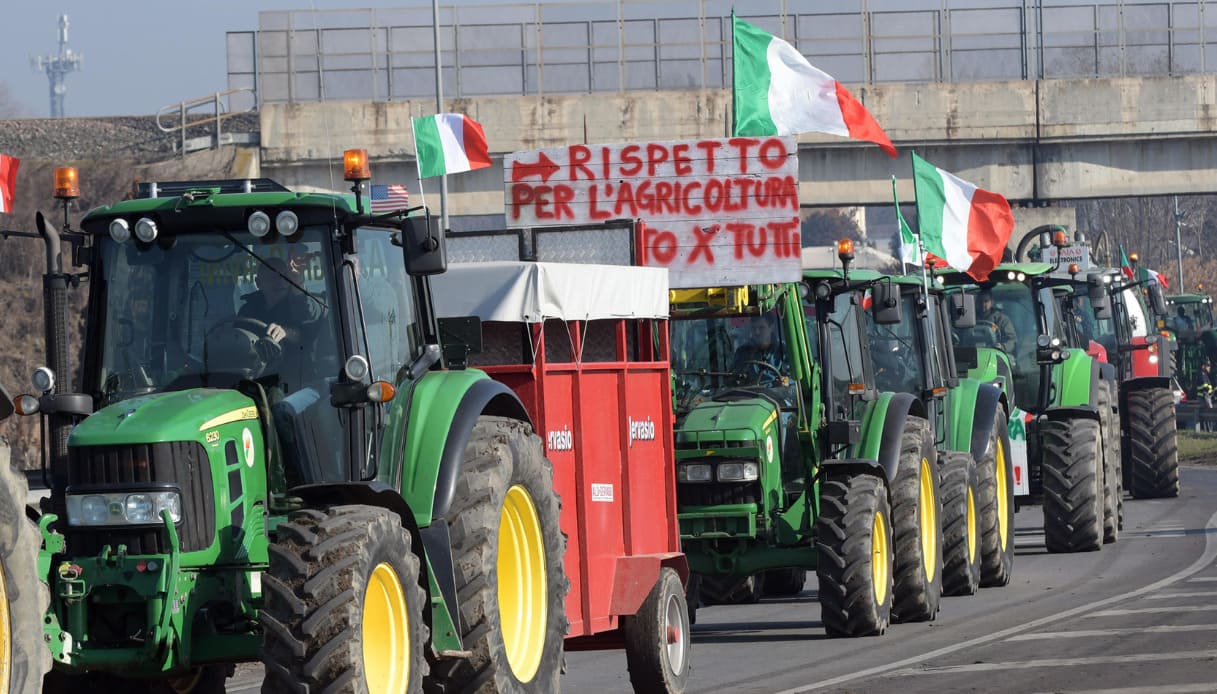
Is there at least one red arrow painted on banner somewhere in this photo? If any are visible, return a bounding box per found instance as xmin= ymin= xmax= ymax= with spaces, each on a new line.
xmin=512 ymin=152 xmax=560 ymax=183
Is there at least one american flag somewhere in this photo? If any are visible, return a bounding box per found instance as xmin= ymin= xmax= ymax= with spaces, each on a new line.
xmin=369 ymin=183 xmax=409 ymax=214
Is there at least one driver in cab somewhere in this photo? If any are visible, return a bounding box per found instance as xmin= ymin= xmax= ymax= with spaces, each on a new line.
xmin=240 ymin=256 xmax=318 ymax=360
xmin=732 ymin=313 xmax=789 ymax=386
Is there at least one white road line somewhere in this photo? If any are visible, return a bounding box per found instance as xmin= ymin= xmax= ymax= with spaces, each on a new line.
xmin=1185 ymin=576 xmax=1217 ymax=582
xmin=1032 ymin=685 xmax=1217 ymax=694
xmin=1144 ymin=591 xmax=1217 ymax=599
xmin=1093 ymin=605 xmax=1217 ymax=616
xmin=773 ymin=506 xmax=1217 ymax=694
xmin=1004 ymin=624 xmax=1217 ymax=640
xmin=884 ymin=650 xmax=1217 ymax=676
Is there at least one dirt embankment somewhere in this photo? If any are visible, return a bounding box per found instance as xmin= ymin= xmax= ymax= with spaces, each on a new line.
xmin=0 ymin=115 xmax=259 ymax=468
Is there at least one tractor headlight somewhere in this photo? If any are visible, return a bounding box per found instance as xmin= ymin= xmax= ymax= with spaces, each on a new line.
xmin=108 ymin=218 xmax=131 ymax=243
xmin=275 ymin=210 xmax=300 ymax=236
xmin=247 ymin=211 xmax=272 ymax=237
xmin=134 ymin=217 xmax=159 ymax=243
xmin=66 ymin=490 xmax=183 ymax=526
xmin=677 ymin=463 xmax=712 ymax=483
xmin=717 ymin=462 xmax=760 ymax=482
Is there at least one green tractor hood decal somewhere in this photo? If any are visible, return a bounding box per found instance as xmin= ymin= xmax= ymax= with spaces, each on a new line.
xmin=676 ymin=396 xmax=776 ymax=448
xmin=69 ymin=389 xmax=259 ymax=446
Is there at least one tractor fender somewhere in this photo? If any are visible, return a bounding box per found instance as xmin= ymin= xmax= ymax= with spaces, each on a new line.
xmin=1042 ymin=404 xmax=1101 ymax=423
xmin=1120 ymin=375 xmax=1172 ymax=394
xmin=820 ymin=457 xmax=887 ymax=481
xmin=965 ymin=382 xmax=1005 ymax=464
xmin=853 ymin=391 xmax=925 ymax=483
xmin=1056 ymin=350 xmax=1099 ymax=408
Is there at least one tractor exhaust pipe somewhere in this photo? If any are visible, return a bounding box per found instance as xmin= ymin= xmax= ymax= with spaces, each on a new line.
xmin=37 ymin=211 xmax=72 ymax=469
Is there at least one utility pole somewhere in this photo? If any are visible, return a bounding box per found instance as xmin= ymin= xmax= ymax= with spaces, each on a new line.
xmin=31 ymin=15 xmax=84 ymax=118
xmin=1174 ymin=195 xmax=1186 ymax=291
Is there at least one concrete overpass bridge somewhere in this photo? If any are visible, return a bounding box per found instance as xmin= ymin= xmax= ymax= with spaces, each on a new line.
xmin=255 ymin=74 xmax=1217 ymax=232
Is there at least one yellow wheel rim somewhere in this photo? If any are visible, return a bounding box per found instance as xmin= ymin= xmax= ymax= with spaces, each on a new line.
xmin=966 ymin=485 xmax=978 ymax=564
xmin=0 ymin=560 xmax=11 ymax=694
xmin=872 ymin=510 xmax=890 ymax=605
xmin=363 ymin=562 xmax=410 ymax=693
xmin=919 ymin=457 xmax=938 ymax=579
xmin=498 ymin=484 xmax=547 ymax=682
xmin=996 ymin=437 xmax=1010 ymax=550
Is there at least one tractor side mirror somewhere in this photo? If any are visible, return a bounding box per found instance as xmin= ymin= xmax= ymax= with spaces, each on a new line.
xmin=401 ymin=216 xmax=447 ymax=276
xmin=950 ymin=293 xmax=977 ymax=329
xmin=871 ymin=282 xmax=901 ymax=325
xmin=1147 ymin=281 xmax=1168 ymax=317
xmin=438 ymin=316 xmax=483 ymax=369
xmin=1087 ymin=274 xmax=1113 ymax=320
xmin=0 ymin=383 xmax=12 ymax=422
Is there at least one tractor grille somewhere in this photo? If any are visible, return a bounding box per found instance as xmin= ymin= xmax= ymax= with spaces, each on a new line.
xmin=677 ymin=480 xmax=761 ymax=507
xmin=64 ymin=442 xmax=216 ymax=555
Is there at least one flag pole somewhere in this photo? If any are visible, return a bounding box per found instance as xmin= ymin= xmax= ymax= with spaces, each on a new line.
xmin=432 ymin=0 xmax=448 ymax=232
xmin=410 ymin=118 xmax=428 ymax=215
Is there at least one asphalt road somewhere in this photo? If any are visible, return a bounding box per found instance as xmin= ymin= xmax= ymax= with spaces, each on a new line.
xmin=227 ymin=465 xmax=1217 ymax=693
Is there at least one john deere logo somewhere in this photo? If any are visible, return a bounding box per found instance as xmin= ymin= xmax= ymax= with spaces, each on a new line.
xmin=242 ymin=428 xmax=255 ymax=467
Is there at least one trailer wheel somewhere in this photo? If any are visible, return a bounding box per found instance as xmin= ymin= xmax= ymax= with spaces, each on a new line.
xmin=940 ymin=451 xmax=981 ymax=597
xmin=436 ymin=417 xmax=567 ymax=693
xmin=261 ymin=505 xmax=427 ymax=694
xmin=762 ymin=568 xmax=807 ymax=597
xmin=622 ymin=567 xmax=690 ymax=694
xmin=1126 ymin=387 xmax=1180 ymax=499
xmin=0 ymin=450 xmax=50 ymax=694
xmin=977 ymin=406 xmax=1014 ymax=587
xmin=699 ymin=573 xmax=765 ymax=605
xmin=1098 ymin=384 xmax=1121 ymax=544
xmin=1041 ymin=418 xmax=1103 ymax=553
xmin=890 ymin=416 xmax=942 ymax=623
xmin=816 ymin=473 xmax=893 ymax=637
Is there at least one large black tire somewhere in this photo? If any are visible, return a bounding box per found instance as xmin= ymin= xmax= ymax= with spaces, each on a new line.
xmin=1126 ymin=387 xmax=1180 ymax=499
xmin=889 ymin=416 xmax=943 ymax=623
xmin=0 ymin=446 xmax=50 ymax=694
xmin=816 ymin=473 xmax=893 ymax=637
xmin=1041 ymin=418 xmax=1103 ymax=553
xmin=762 ymin=568 xmax=807 ymax=597
xmin=939 ymin=451 xmax=981 ymax=597
xmin=433 ymin=417 xmax=567 ymax=693
xmin=261 ymin=505 xmax=428 ymax=694
xmin=622 ymin=567 xmax=691 ymax=694
xmin=1098 ymin=383 xmax=1121 ymax=544
xmin=977 ymin=406 xmax=1015 ymax=587
xmin=699 ymin=573 xmax=765 ymax=606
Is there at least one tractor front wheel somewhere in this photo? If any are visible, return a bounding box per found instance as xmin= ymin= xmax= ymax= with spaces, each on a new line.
xmin=1042 ymin=418 xmax=1103 ymax=553
xmin=816 ymin=473 xmax=893 ymax=637
xmin=940 ymin=451 xmax=981 ymax=597
xmin=699 ymin=573 xmax=765 ymax=606
xmin=261 ymin=505 xmax=428 ymax=693
xmin=1126 ymin=387 xmax=1180 ymax=499
xmin=0 ymin=449 xmax=50 ymax=694
xmin=977 ymin=406 xmax=1015 ymax=587
xmin=436 ymin=416 xmax=567 ymax=693
xmin=763 ymin=568 xmax=807 ymax=597
xmin=622 ymin=567 xmax=691 ymax=694
xmin=1098 ymin=383 xmax=1122 ymax=544
xmin=890 ymin=416 xmax=943 ymax=623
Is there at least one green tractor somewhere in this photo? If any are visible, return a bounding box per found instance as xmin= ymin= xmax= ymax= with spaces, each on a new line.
xmin=672 ymin=248 xmax=943 ymax=635
xmin=1165 ymin=292 xmax=1217 ymax=401
xmin=943 ymin=261 xmax=1120 ymax=553
xmin=11 ymin=169 xmax=567 ymax=692
xmin=1 ymin=383 xmax=52 ymax=694
xmin=864 ymin=274 xmax=1015 ymax=594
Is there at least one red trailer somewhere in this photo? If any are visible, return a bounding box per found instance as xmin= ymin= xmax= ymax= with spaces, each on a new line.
xmin=433 ymin=260 xmax=690 ymax=692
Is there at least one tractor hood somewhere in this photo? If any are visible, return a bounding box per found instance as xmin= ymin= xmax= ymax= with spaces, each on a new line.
xmin=69 ymin=389 xmax=259 ymax=447
xmin=676 ymin=395 xmax=777 ymax=447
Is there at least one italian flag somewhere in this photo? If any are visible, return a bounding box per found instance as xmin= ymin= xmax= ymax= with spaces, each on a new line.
xmin=0 ymin=154 xmax=18 ymax=214
xmin=912 ymin=152 xmax=1013 ymax=281
xmin=411 ymin=113 xmax=492 ymax=179
xmin=731 ymin=15 xmax=896 ymax=157
xmin=1120 ymin=245 xmax=1135 ymax=279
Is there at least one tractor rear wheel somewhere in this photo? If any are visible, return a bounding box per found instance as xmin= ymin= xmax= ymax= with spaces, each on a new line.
xmin=816 ymin=473 xmax=893 ymax=637
xmin=977 ymin=406 xmax=1014 ymax=587
xmin=0 ymin=448 xmax=50 ymax=694
xmin=763 ymin=568 xmax=807 ymax=597
xmin=1126 ymin=387 xmax=1180 ymax=499
xmin=1098 ymin=383 xmax=1122 ymax=544
xmin=622 ymin=567 xmax=691 ymax=694
xmin=1042 ymin=418 xmax=1103 ymax=553
xmin=261 ymin=505 xmax=427 ymax=694
xmin=436 ymin=416 xmax=566 ymax=693
xmin=890 ymin=416 xmax=942 ymax=623
xmin=940 ymin=451 xmax=981 ymax=597
xmin=699 ymin=574 xmax=765 ymax=605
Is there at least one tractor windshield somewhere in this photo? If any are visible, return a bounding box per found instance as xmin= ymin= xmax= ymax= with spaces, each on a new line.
xmin=93 ymin=227 xmax=345 ymax=477
xmin=670 ymin=310 xmax=796 ymax=414
xmin=953 ymin=281 xmax=1046 ymax=407
xmin=866 ymin=291 xmax=926 ymax=395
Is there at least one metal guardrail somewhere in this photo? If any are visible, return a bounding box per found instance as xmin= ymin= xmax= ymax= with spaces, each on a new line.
xmin=156 ymin=88 xmax=258 ymax=155
xmin=1177 ymin=401 xmax=1217 ymax=430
